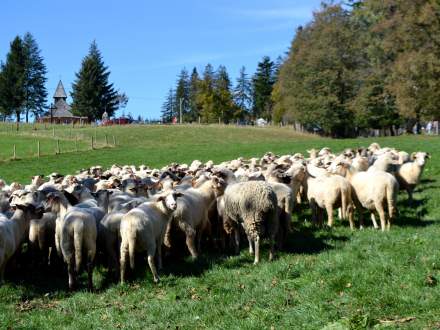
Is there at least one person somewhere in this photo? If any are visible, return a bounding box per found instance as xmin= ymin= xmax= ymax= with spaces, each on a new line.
xmin=426 ymin=121 xmax=433 ymax=135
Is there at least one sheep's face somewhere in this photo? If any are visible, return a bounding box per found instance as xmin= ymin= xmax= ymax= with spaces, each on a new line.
xmin=162 ymin=191 xmax=183 ymax=211
xmin=413 ymin=152 xmax=429 ymax=166
xmin=10 ymin=190 xmax=40 ymax=208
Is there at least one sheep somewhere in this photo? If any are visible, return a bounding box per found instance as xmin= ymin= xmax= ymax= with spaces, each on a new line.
xmin=0 ymin=190 xmax=44 ymax=282
xmin=45 ymin=191 xmax=97 ymax=290
xmin=335 ymin=162 xmax=399 ymax=231
xmin=395 ymin=152 xmax=430 ymax=203
xmin=306 ymin=174 xmax=354 ymax=229
xmin=28 ymin=211 xmax=57 ymax=267
xmin=99 ymin=199 xmax=144 ymax=276
xmin=164 ymin=178 xmax=219 ymax=258
xmin=215 ymin=180 xmax=279 ymax=264
xmin=25 ymin=175 xmax=45 ymax=191
xmin=119 ymin=190 xmax=183 ymax=283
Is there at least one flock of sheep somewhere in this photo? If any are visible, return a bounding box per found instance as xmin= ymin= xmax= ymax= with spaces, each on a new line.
xmin=0 ymin=142 xmax=430 ymax=290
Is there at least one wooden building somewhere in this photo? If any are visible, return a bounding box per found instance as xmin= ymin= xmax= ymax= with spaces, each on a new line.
xmin=40 ymin=81 xmax=88 ymax=124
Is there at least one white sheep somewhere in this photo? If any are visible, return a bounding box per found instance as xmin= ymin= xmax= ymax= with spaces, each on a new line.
xmin=335 ymin=162 xmax=399 ymax=231
xmin=0 ymin=191 xmax=43 ymax=282
xmin=45 ymin=191 xmax=97 ymax=290
xmin=306 ymin=174 xmax=354 ymax=229
xmin=119 ymin=190 xmax=183 ymax=283
xmin=165 ymin=178 xmax=218 ymax=258
xmin=395 ymin=152 xmax=430 ymax=203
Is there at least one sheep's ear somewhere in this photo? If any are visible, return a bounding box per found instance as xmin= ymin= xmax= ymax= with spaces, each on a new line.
xmin=15 ymin=203 xmax=27 ymax=211
xmin=411 ymin=152 xmax=417 ymax=160
xmin=156 ymin=195 xmax=166 ymax=202
xmin=174 ymin=192 xmax=184 ymax=198
xmin=191 ymin=178 xmax=197 ymax=187
xmin=426 ymin=153 xmax=431 ymax=159
xmin=63 ymin=191 xmax=78 ymax=205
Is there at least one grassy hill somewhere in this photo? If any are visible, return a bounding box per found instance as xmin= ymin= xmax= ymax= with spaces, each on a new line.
xmin=0 ymin=124 xmax=439 ymax=329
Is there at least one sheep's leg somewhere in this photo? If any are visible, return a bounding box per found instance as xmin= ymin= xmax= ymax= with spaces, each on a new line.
xmin=185 ymin=228 xmax=198 ymax=259
xmin=233 ymin=229 xmax=240 ymax=254
xmin=156 ymin=240 xmax=163 ymax=271
xmin=347 ymin=206 xmax=355 ymax=230
xmin=87 ymin=260 xmax=94 ymax=292
xmin=375 ymin=203 xmax=386 ymax=232
xmin=370 ymin=213 xmax=379 ymax=229
xmin=120 ymin=242 xmax=129 ymax=284
xmin=163 ymin=221 xmax=173 ymax=248
xmin=66 ymin=257 xmax=76 ymax=290
xmin=247 ymin=233 xmax=254 ymax=255
xmin=147 ymin=254 xmax=160 ymax=283
xmin=407 ymin=188 xmax=413 ymax=205
xmin=337 ymin=208 xmax=342 ymax=220
xmin=325 ymin=204 xmax=334 ymax=228
xmin=269 ymin=233 xmax=276 ymax=262
xmin=253 ymin=236 xmax=260 ymax=265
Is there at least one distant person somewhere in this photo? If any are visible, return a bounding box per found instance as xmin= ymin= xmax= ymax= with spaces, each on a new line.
xmin=426 ymin=121 xmax=433 ymax=135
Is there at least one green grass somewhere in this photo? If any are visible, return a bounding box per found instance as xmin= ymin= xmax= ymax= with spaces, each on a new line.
xmin=0 ymin=125 xmax=440 ymax=329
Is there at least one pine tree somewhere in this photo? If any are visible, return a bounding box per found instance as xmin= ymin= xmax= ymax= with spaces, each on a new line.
xmin=252 ymin=56 xmax=275 ymax=120
xmin=234 ymin=66 xmax=252 ymax=119
xmin=174 ymin=68 xmax=190 ymax=123
xmin=188 ymin=67 xmax=201 ymax=122
xmin=71 ymin=41 xmax=118 ymax=121
xmin=214 ymin=65 xmax=235 ymax=122
xmin=161 ymin=88 xmax=175 ymax=123
xmin=0 ymin=36 xmax=26 ymax=128
xmin=197 ymin=64 xmax=216 ymax=122
xmin=23 ymin=32 xmax=47 ymax=122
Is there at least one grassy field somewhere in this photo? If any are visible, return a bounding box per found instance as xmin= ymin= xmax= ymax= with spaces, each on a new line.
xmin=0 ymin=125 xmax=439 ymax=329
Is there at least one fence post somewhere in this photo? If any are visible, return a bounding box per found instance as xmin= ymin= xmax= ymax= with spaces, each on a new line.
xmin=198 ymin=116 xmax=201 ymax=125
xmin=75 ymin=135 xmax=78 ymax=152
xmin=113 ymin=135 xmax=116 ymax=146
xmin=13 ymin=144 xmax=16 ymax=160
xmin=52 ymin=127 xmax=55 ymax=137
xmin=91 ymin=136 xmax=94 ymax=150
xmin=56 ymin=139 xmax=60 ymax=154
xmin=37 ymin=140 xmax=40 ymax=158
xmin=105 ymin=134 xmax=108 ymax=146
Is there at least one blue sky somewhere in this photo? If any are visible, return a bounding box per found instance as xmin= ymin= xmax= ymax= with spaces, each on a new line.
xmin=0 ymin=0 xmax=322 ymax=119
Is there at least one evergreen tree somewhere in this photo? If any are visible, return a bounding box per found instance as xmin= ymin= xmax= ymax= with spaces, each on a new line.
xmin=71 ymin=41 xmax=118 ymax=121
xmin=22 ymin=32 xmax=47 ymax=122
xmin=161 ymin=88 xmax=175 ymax=123
xmin=234 ymin=66 xmax=252 ymax=119
xmin=188 ymin=67 xmax=201 ymax=122
xmin=214 ymin=65 xmax=235 ymax=122
xmin=174 ymin=68 xmax=190 ymax=122
xmin=197 ymin=64 xmax=216 ymax=122
xmin=0 ymin=36 xmax=26 ymax=128
xmin=252 ymin=56 xmax=275 ymax=120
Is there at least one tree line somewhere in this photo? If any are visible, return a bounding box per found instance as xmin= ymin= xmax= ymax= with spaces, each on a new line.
xmin=161 ymin=57 xmax=282 ymax=123
xmin=164 ymin=0 xmax=440 ymax=137
xmin=274 ymin=0 xmax=440 ymax=137
xmin=0 ymin=34 xmax=125 ymax=127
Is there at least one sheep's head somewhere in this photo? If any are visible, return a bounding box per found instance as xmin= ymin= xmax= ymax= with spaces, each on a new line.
xmin=10 ymin=190 xmax=44 ymax=218
xmin=412 ymin=152 xmax=430 ymax=167
xmin=157 ymin=191 xmax=183 ymax=211
xmin=211 ymin=177 xmax=227 ymax=197
xmin=45 ymin=191 xmax=65 ymax=213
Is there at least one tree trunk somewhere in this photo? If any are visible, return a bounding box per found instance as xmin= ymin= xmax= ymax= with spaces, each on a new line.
xmin=25 ymin=110 xmax=29 ymax=123
xmin=16 ymin=111 xmax=20 ymax=131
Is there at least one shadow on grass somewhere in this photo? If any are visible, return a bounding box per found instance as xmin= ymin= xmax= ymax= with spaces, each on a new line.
xmin=395 ymin=196 xmax=435 ymax=227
